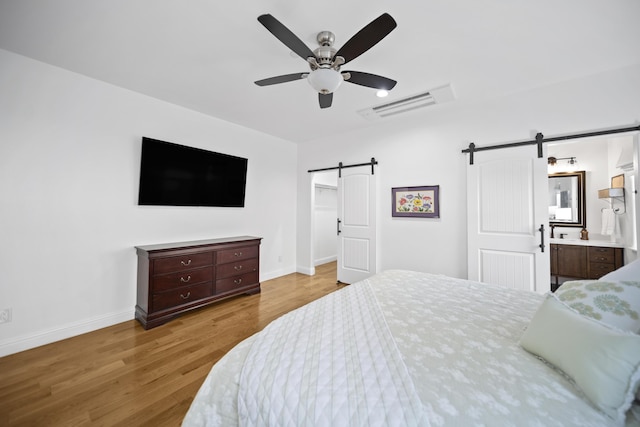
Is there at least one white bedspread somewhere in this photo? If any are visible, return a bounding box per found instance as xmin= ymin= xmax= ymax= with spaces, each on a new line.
xmin=237 ymin=277 xmax=427 ymax=427
xmin=372 ymin=271 xmax=616 ymax=427
xmin=183 ymin=270 xmax=624 ymax=427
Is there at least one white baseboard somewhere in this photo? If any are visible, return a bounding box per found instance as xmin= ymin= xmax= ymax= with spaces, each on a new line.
xmin=296 ymin=266 xmax=315 ymax=276
xmin=0 ymin=309 xmax=134 ymax=357
xmin=261 ymin=266 xmax=297 ymax=282
xmin=314 ymin=255 xmax=337 ymax=266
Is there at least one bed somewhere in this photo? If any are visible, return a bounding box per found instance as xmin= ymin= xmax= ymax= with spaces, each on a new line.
xmin=183 ymin=267 xmax=640 ymax=427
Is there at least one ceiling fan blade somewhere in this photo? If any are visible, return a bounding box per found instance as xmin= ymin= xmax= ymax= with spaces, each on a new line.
xmin=255 ymin=73 xmax=307 ymax=86
xmin=343 ymin=71 xmax=396 ymax=90
xmin=319 ymin=93 xmax=333 ymax=109
xmin=258 ymin=14 xmax=315 ymax=61
xmin=334 ymin=13 xmax=397 ymax=64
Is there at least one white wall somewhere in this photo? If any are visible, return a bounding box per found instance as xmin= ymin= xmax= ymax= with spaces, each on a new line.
xmin=297 ymin=63 xmax=640 ymax=278
xmin=298 ymin=119 xmax=472 ymax=279
xmin=0 ymin=49 xmax=298 ymax=356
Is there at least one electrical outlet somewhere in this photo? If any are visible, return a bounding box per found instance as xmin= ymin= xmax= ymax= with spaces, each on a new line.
xmin=0 ymin=308 xmax=12 ymax=324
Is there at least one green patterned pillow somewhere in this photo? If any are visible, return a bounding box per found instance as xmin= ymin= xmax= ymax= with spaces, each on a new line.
xmin=555 ymin=280 xmax=640 ymax=333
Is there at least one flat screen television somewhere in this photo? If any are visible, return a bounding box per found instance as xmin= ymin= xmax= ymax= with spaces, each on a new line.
xmin=138 ymin=137 xmax=248 ymax=207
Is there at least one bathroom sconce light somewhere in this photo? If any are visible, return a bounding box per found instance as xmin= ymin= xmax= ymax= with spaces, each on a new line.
xmin=547 ymin=156 xmax=578 ymax=167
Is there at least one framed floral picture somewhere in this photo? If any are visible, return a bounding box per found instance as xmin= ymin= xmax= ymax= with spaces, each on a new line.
xmin=391 ymin=185 xmax=440 ymax=218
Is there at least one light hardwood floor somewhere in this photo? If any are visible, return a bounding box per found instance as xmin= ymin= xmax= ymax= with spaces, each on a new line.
xmin=0 ymin=262 xmax=343 ymax=426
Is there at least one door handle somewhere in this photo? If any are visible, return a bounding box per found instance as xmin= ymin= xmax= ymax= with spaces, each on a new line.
xmin=538 ymin=224 xmax=545 ymax=253
xmin=337 ymin=218 xmax=342 ymax=235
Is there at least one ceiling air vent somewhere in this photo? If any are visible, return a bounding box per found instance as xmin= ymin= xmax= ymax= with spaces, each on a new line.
xmin=358 ymin=84 xmax=455 ymax=120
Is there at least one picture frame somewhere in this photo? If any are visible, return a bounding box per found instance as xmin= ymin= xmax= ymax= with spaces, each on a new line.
xmin=391 ymin=185 xmax=440 ymax=218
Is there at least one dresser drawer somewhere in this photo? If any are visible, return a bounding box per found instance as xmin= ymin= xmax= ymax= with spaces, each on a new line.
xmin=217 ymin=245 xmax=259 ymax=264
xmin=216 ymin=271 xmax=259 ymax=294
xmin=589 ymin=262 xmax=617 ymax=279
xmin=152 ymin=282 xmax=213 ymax=311
xmin=153 ymin=266 xmax=212 ymax=292
xmin=217 ymin=258 xmax=258 ymax=280
xmin=153 ymin=252 xmax=212 ymax=275
xmin=588 ymin=247 xmax=616 ymax=264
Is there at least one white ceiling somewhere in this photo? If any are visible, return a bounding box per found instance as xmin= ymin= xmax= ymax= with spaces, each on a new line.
xmin=1 ymin=0 xmax=639 ymax=143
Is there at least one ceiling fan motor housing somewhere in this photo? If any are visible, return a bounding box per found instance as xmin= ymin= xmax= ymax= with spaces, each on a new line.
xmin=312 ymin=31 xmax=338 ymax=68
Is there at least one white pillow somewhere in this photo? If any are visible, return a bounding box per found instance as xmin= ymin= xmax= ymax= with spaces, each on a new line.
xmin=601 ymin=259 xmax=640 ymax=282
xmin=554 ymin=279 xmax=640 ymax=333
xmin=520 ymin=295 xmax=640 ymax=424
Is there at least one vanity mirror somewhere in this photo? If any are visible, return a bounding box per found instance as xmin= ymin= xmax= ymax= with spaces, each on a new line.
xmin=548 ymin=171 xmax=586 ymax=228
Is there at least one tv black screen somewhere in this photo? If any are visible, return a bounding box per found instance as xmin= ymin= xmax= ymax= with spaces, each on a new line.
xmin=138 ymin=137 xmax=248 ymax=207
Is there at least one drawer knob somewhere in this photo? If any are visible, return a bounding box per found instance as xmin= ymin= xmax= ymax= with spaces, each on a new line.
xmin=234 ymin=252 xmax=243 ymax=257
xmin=180 ymin=275 xmax=191 ymax=283
xmin=181 ymin=259 xmax=192 ymax=266
xmin=180 ymin=292 xmax=191 ymax=300
xmin=234 ymin=278 xmax=243 ymax=285
xmin=234 ymin=265 xmax=243 ymax=271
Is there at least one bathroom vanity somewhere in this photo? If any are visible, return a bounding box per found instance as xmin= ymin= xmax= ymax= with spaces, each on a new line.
xmin=550 ymin=238 xmax=624 ymax=291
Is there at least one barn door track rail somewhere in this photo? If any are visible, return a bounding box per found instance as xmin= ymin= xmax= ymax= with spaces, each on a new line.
xmin=462 ymin=123 xmax=640 ymax=165
xmin=308 ymin=157 xmax=378 ymax=177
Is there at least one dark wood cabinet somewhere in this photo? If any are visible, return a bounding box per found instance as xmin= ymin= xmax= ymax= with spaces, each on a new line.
xmin=135 ymin=236 xmax=261 ymax=329
xmin=550 ymin=243 xmax=623 ymax=291
xmin=588 ymin=246 xmax=623 ymax=279
xmin=551 ymin=245 xmax=587 ymax=278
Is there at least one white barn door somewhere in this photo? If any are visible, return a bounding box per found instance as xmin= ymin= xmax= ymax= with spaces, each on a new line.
xmin=337 ymin=167 xmax=376 ymax=284
xmin=467 ymin=145 xmax=550 ymax=293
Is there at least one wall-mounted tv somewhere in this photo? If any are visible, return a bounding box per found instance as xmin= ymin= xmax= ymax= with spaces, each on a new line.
xmin=138 ymin=137 xmax=248 ymax=207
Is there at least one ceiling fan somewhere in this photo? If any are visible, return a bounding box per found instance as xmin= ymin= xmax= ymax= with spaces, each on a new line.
xmin=254 ymin=13 xmax=398 ymax=109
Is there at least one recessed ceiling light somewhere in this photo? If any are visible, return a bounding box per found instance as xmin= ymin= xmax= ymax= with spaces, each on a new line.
xmin=376 ymin=90 xmax=389 ymax=98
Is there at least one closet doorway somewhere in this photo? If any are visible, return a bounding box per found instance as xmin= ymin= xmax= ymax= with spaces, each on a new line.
xmin=311 ymin=166 xmax=378 ymax=284
xmin=313 ymin=171 xmax=339 ymax=271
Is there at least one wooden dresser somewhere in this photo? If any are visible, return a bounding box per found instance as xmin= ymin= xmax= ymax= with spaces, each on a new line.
xmin=550 ymin=243 xmax=623 ymax=291
xmin=135 ymin=236 xmax=261 ymax=329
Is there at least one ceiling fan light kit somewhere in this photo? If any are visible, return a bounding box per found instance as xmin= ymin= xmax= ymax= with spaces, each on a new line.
xmin=307 ymin=68 xmax=343 ymax=94
xmin=255 ymin=13 xmax=398 ymax=109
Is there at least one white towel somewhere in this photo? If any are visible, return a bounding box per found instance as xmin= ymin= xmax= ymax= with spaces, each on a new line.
xmin=601 ymin=208 xmax=615 ymax=235
xmin=614 ymin=213 xmax=622 ymax=240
